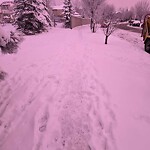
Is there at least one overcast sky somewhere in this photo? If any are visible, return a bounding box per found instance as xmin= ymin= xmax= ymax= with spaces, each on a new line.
xmin=0 ymin=0 xmax=141 ymax=9
xmin=107 ymin=0 xmax=139 ymax=9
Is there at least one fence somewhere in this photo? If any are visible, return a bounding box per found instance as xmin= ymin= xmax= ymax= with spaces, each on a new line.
xmin=71 ymin=15 xmax=90 ymax=29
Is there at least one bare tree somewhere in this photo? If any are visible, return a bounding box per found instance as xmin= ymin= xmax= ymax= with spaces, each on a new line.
xmin=101 ymin=4 xmax=116 ymax=44
xmin=82 ymin=0 xmax=105 ymax=33
xmin=73 ymin=0 xmax=84 ymax=17
xmin=116 ymin=8 xmax=134 ymax=22
xmin=103 ymin=21 xmax=116 ymax=44
xmin=101 ymin=4 xmax=115 ymax=21
xmin=134 ymin=0 xmax=150 ymax=22
xmin=130 ymin=7 xmax=135 ymax=19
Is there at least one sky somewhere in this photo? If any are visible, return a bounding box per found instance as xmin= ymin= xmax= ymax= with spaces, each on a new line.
xmin=107 ymin=0 xmax=139 ymax=9
xmin=0 ymin=0 xmax=141 ymax=9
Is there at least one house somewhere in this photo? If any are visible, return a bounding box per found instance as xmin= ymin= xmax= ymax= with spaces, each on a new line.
xmin=51 ymin=5 xmax=64 ymax=22
xmin=0 ymin=1 xmax=15 ymax=23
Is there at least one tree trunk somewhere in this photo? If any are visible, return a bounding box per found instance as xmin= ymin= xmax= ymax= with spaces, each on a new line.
xmin=54 ymin=19 xmax=56 ymax=27
xmin=105 ymin=35 xmax=108 ymax=44
xmin=90 ymin=18 xmax=93 ymax=30
xmin=92 ymin=23 xmax=95 ymax=33
xmin=90 ymin=11 xmax=94 ymax=30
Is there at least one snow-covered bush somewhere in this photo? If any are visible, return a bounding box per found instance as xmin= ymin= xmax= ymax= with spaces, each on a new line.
xmin=0 ymin=26 xmax=22 ymax=54
xmin=0 ymin=25 xmax=22 ymax=81
xmin=14 ymin=0 xmax=52 ymax=35
xmin=0 ymin=70 xmax=7 ymax=81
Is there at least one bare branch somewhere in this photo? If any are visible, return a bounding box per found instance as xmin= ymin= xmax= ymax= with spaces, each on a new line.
xmin=134 ymin=0 xmax=150 ymax=22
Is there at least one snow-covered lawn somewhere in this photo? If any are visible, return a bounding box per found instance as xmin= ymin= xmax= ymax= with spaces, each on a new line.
xmin=0 ymin=25 xmax=150 ymax=150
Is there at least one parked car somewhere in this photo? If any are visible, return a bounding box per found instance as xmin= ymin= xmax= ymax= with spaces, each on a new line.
xmin=129 ymin=20 xmax=140 ymax=27
xmin=132 ymin=20 xmax=140 ymax=27
xmin=128 ymin=20 xmax=134 ymax=26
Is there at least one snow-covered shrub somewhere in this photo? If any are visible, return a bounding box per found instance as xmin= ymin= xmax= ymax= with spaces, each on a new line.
xmin=0 ymin=70 xmax=7 ymax=81
xmin=0 ymin=25 xmax=22 ymax=54
xmin=0 ymin=25 xmax=22 ymax=81
xmin=14 ymin=0 xmax=52 ymax=35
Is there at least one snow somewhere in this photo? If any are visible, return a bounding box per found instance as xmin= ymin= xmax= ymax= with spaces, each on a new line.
xmin=52 ymin=5 xmax=64 ymax=10
xmin=0 ymin=24 xmax=17 ymax=48
xmin=0 ymin=25 xmax=10 ymax=47
xmin=132 ymin=20 xmax=140 ymax=24
xmin=72 ymin=12 xmax=82 ymax=17
xmin=0 ymin=24 xmax=150 ymax=150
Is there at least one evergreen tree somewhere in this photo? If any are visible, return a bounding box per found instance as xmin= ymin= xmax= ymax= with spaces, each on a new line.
xmin=14 ymin=0 xmax=52 ymax=35
xmin=63 ymin=0 xmax=73 ymax=28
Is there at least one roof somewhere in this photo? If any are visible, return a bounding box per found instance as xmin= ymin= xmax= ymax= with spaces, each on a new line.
xmin=51 ymin=5 xmax=64 ymax=10
xmin=0 ymin=1 xmax=14 ymax=6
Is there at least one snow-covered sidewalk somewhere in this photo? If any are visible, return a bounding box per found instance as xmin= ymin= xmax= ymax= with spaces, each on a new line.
xmin=0 ymin=25 xmax=150 ymax=150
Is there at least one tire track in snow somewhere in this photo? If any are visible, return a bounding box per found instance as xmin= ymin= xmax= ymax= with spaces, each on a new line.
xmin=0 ymin=60 xmax=60 ymax=149
xmin=0 ymin=30 xmax=71 ymax=149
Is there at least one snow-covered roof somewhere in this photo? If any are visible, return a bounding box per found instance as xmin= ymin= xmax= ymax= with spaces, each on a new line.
xmin=72 ymin=12 xmax=82 ymax=17
xmin=133 ymin=20 xmax=140 ymax=24
xmin=0 ymin=1 xmax=14 ymax=6
xmin=51 ymin=5 xmax=64 ymax=10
